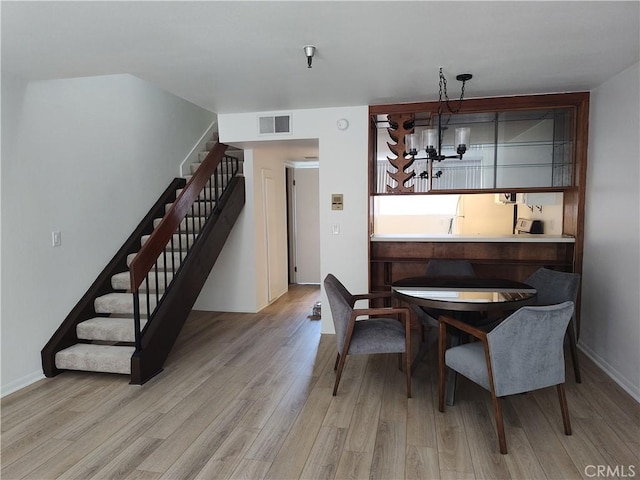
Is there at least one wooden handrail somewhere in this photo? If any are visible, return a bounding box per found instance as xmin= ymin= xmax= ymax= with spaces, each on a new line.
xmin=129 ymin=142 xmax=229 ymax=291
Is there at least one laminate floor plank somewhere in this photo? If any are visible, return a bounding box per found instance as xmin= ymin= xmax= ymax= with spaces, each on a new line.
xmin=157 ymin=398 xmax=255 ymax=480
xmin=1 ymin=375 xmax=103 ymax=432
xmin=263 ymin=384 xmax=335 ymax=480
xmin=89 ymin=436 xmax=163 ymax=480
xmin=343 ymin=355 xmax=388 ymax=454
xmin=2 ymin=285 xmax=638 ymax=480
xmin=298 ymin=425 xmax=347 ymax=480
xmin=136 ymin=380 xmax=248 ymax=474
xmin=334 ymin=450 xmax=374 ymax=480
xmin=370 ymin=357 xmax=409 ymax=480
xmin=193 ymin=426 xmax=260 ymax=480
xmin=56 ymin=410 xmax=163 ymax=480
xmin=243 ymin=373 xmax=318 ymax=462
xmin=434 ymin=381 xmax=475 ymax=478
xmin=322 ymin=354 xmax=368 ymax=429
xmin=1 ymin=372 xmax=82 ymax=422
xmin=405 ymin=445 xmax=440 ymax=480
xmin=0 ymin=436 xmax=73 ymax=480
xmin=406 ymin=356 xmax=438 ymax=449
xmin=510 ymin=393 xmax=583 ymax=479
xmin=125 ymin=469 xmax=163 ymax=480
xmin=457 ymin=396 xmax=511 ymax=479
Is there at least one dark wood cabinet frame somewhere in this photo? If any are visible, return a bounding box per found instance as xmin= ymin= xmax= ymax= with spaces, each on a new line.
xmin=368 ymin=93 xmax=589 ymax=336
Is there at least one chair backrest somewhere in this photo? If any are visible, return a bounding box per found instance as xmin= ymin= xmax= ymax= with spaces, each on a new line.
xmin=426 ymin=259 xmax=476 ymax=277
xmin=525 ymin=267 xmax=580 ymax=306
xmin=324 ymin=274 xmax=354 ymax=353
xmin=324 ymin=273 xmax=355 ymax=306
xmin=486 ymin=301 xmax=574 ymax=397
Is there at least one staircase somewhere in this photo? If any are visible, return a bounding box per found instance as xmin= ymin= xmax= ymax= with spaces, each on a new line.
xmin=42 ymin=138 xmax=245 ymax=384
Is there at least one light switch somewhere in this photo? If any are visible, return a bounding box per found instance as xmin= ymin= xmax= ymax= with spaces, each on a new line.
xmin=332 ymin=224 xmax=340 ymax=235
xmin=52 ymin=231 xmax=62 ymax=247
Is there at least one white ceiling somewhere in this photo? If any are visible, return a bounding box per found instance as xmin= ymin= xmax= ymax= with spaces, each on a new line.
xmin=3 ymin=1 xmax=639 ymax=114
xmin=2 ymin=1 xmax=638 ymax=161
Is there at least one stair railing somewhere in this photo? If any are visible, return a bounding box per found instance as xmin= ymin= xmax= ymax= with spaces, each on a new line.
xmin=128 ymin=143 xmax=239 ymax=353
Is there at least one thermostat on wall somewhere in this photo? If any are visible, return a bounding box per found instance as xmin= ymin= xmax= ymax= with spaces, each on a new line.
xmin=331 ymin=194 xmax=343 ymax=210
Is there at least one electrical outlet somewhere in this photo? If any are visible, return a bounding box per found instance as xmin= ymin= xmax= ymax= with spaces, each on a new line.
xmin=52 ymin=231 xmax=62 ymax=247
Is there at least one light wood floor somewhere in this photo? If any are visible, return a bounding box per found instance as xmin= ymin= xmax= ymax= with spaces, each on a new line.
xmin=2 ymin=285 xmax=639 ymax=479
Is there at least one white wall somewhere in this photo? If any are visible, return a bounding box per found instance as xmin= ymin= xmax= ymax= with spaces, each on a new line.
xmin=581 ymin=62 xmax=640 ymax=400
xmin=1 ymin=73 xmax=215 ymax=395
xmin=457 ymin=194 xmax=514 ymax=235
xmin=214 ymin=107 xmax=369 ymax=333
xmin=193 ymin=145 xmax=293 ymax=313
xmin=193 ymin=149 xmax=259 ymax=313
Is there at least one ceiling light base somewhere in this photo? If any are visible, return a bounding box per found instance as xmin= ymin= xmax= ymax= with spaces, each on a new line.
xmin=303 ymin=45 xmax=316 ymax=68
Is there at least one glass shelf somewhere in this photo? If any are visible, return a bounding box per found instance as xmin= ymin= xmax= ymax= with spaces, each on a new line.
xmin=374 ymin=107 xmax=575 ymax=193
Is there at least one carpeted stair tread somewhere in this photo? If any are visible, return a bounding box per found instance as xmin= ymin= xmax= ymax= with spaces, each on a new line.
xmin=52 ymin=134 xmax=235 ymax=379
xmin=94 ymin=292 xmax=158 ymax=315
xmin=153 ymin=216 xmax=207 ymax=232
xmin=55 ymin=344 xmax=135 ymax=374
xmin=165 ymin=202 xmax=215 ymax=216
xmin=175 ymin=187 xmax=224 ymax=200
xmin=191 ymin=160 xmax=242 ymax=175
xmin=77 ymin=317 xmax=147 ymax=343
xmin=127 ymin=251 xmax=185 ymax=269
xmin=141 ymin=233 xmax=198 ymax=250
xmin=111 ymin=271 xmax=173 ymax=292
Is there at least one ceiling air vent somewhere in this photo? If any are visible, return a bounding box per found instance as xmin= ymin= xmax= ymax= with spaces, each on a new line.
xmin=258 ymin=114 xmax=291 ymax=135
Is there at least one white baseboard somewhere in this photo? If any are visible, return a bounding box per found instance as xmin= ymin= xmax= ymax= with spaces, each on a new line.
xmin=578 ymin=342 xmax=640 ymax=403
xmin=2 ymin=371 xmax=46 ymax=398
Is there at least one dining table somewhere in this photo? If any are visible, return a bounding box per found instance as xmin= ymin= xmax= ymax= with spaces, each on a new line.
xmin=391 ymin=275 xmax=537 ymax=405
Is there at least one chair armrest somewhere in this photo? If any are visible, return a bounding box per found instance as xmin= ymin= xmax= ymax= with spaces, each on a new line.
xmin=438 ymin=315 xmax=488 ymax=341
xmin=352 ymin=307 xmax=409 ymax=319
xmin=352 ymin=291 xmax=392 ymax=301
xmin=352 ymin=307 xmax=411 ymax=327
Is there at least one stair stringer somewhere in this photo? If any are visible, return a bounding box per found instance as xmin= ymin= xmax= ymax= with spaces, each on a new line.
xmin=41 ymin=178 xmax=186 ymax=378
xmin=130 ymin=175 xmax=246 ymax=385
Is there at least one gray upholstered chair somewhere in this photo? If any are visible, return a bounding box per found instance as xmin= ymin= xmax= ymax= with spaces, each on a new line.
xmin=324 ymin=274 xmax=412 ymax=397
xmin=525 ymin=267 xmax=581 ymax=382
xmin=438 ymin=301 xmax=575 ymax=454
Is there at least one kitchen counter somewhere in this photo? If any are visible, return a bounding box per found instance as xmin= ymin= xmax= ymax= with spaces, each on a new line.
xmin=369 ymin=234 xmax=577 ymax=296
xmin=371 ymin=234 xmax=576 ymax=243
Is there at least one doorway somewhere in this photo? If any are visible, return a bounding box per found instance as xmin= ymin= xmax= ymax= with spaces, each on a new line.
xmin=286 ymin=165 xmax=320 ymax=284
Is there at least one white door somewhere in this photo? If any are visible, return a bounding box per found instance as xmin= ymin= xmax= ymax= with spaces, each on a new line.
xmin=263 ymin=172 xmax=279 ymax=301
xmin=292 ymin=167 xmax=320 ymax=284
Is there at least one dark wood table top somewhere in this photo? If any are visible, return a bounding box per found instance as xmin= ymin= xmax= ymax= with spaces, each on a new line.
xmin=391 ymin=276 xmax=537 ymax=312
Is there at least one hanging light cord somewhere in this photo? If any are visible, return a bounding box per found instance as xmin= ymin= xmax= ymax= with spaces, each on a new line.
xmin=439 ymin=67 xmax=467 ymax=115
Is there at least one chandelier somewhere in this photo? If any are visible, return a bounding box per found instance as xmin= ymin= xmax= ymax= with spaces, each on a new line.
xmin=406 ymin=68 xmax=473 ymax=164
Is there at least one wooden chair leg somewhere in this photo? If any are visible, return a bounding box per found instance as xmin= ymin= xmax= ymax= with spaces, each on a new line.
xmin=334 ymin=352 xmax=340 ymax=371
xmin=567 ymin=319 xmax=582 ymax=383
xmin=405 ymin=324 xmax=412 ymax=398
xmin=333 ymin=352 xmax=348 ymax=396
xmin=490 ymin=393 xmax=508 ymax=454
xmin=557 ymin=384 xmax=572 ymax=435
xmin=438 ymin=320 xmax=447 ymax=412
xmin=405 ymin=355 xmax=412 ymax=398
